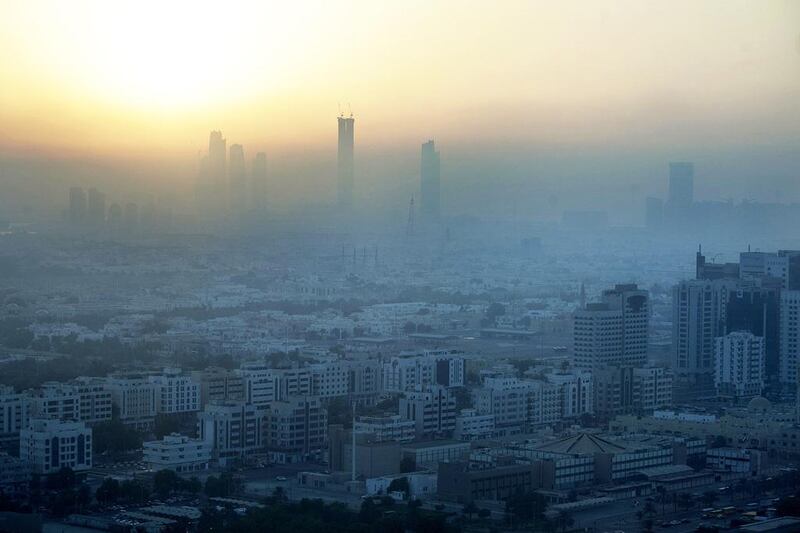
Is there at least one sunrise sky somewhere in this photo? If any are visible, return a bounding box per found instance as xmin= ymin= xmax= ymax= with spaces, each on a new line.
xmin=1 ymin=0 xmax=798 ymax=160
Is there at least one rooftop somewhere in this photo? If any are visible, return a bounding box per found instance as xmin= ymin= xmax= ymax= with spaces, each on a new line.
xmin=534 ymin=433 xmax=627 ymax=455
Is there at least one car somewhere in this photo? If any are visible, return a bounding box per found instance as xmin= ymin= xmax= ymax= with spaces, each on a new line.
xmin=680 ymin=518 xmax=690 ymax=524
xmin=276 ymin=476 xmax=287 ymax=481
xmin=669 ymin=520 xmax=681 ymax=526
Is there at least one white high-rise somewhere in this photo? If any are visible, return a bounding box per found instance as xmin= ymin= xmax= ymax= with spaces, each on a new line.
xmin=714 ymin=331 xmax=765 ymax=399
xmin=672 ymin=279 xmax=735 ymax=385
xmin=780 ymin=290 xmax=800 ymax=386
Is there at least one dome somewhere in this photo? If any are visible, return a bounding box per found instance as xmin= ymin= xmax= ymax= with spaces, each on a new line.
xmin=747 ymin=396 xmax=771 ymax=412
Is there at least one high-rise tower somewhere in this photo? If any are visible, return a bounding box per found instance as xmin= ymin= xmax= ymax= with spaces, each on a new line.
xmin=208 ymin=131 xmax=227 ymax=213
xmin=337 ymin=115 xmax=355 ymax=210
xmin=573 ymin=283 xmax=649 ymax=369
xmin=252 ymin=152 xmax=268 ymax=211
xmin=420 ymin=140 xmax=441 ymax=220
xmin=229 ymin=144 xmax=246 ymax=214
xmin=668 ymin=162 xmax=694 ymax=208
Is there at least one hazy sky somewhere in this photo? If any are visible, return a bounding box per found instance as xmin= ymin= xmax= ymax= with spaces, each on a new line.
xmin=2 ymin=0 xmax=798 ymax=153
xmin=0 ymin=0 xmax=798 ymax=215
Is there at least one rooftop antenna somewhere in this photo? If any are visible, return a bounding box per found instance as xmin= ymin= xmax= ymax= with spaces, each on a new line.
xmin=348 ymin=103 xmax=353 ymax=118
xmin=338 ymin=102 xmax=343 ymax=117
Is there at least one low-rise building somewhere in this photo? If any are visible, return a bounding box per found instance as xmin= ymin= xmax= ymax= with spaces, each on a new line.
xmin=143 ymin=433 xmax=211 ymax=474
xmin=0 ymin=453 xmax=30 ymax=491
xmin=400 ymin=440 xmax=470 ymax=470
xmin=706 ymin=447 xmax=766 ymax=474
xmin=438 ymin=460 xmax=536 ymax=503
xmin=354 ymin=414 xmax=415 ymax=443
xmin=453 ymin=409 xmax=495 ymax=441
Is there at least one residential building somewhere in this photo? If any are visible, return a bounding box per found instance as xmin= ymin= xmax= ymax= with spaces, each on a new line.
xmin=191 ymin=367 xmax=244 ymax=406
xmin=0 ymin=386 xmax=29 ymax=454
xmin=714 ymin=331 xmax=765 ymax=399
xmin=354 ymin=414 xmax=416 ymax=443
xmin=673 ymin=279 xmax=735 ymax=395
xmin=143 ymin=433 xmax=212 ymax=474
xmin=453 ymin=409 xmax=495 ymax=441
xmin=265 ymin=396 xmax=327 ymax=463
xmin=105 ymin=376 xmax=158 ymax=429
xmin=198 ymin=401 xmax=266 ymax=464
xmin=20 ymin=419 xmax=92 ymax=474
xmin=400 ymin=386 xmax=456 ymax=439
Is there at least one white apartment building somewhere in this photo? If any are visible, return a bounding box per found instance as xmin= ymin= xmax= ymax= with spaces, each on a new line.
xmin=72 ymin=377 xmax=114 ymax=424
xmin=149 ymin=369 xmax=200 ymax=414
xmin=454 ymin=409 xmax=495 ymax=441
xmin=400 ymin=386 xmax=457 ymax=439
xmin=310 ymin=359 xmax=383 ymax=399
xmin=472 ymin=377 xmax=561 ymax=430
xmin=310 ymin=361 xmax=350 ymax=398
xmin=236 ymin=364 xmax=313 ymax=407
xmin=672 ymin=279 xmax=734 ymax=383
xmin=198 ymin=401 xmax=267 ymax=463
xmin=382 ymin=351 xmax=465 ymax=392
xmin=545 ymin=370 xmax=594 ymax=418
xmin=0 ymin=386 xmax=29 ymax=453
xmin=20 ymin=419 xmax=92 ymax=474
xmin=780 ymin=290 xmax=800 ymax=386
xmin=236 ymin=363 xmax=275 ymax=407
xmin=265 ymin=396 xmax=327 ymax=463
xmin=714 ymin=331 xmax=765 ymax=399
xmin=29 ymin=379 xmax=112 ymax=424
xmin=354 ymin=414 xmax=416 ymax=443
xmin=105 ymin=376 xmax=158 ymax=429
xmin=143 ymin=433 xmax=211 ymax=474
xmin=633 ymin=367 xmax=674 ymax=411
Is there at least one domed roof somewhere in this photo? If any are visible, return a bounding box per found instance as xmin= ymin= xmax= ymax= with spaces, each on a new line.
xmin=747 ymin=396 xmax=771 ymax=412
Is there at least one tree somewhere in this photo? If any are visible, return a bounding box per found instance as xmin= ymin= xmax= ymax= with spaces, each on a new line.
xmin=359 ymin=498 xmax=381 ymax=523
xmin=95 ymin=478 xmax=121 ymax=505
xmin=46 ymin=466 xmax=76 ymax=491
xmin=120 ymin=479 xmax=149 ymax=503
xmin=93 ymin=418 xmax=143 ymax=456
xmin=153 ymin=469 xmax=181 ymax=498
xmin=76 ymin=484 xmax=91 ymax=512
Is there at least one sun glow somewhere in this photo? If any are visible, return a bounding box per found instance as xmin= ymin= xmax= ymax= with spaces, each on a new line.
xmin=33 ymin=1 xmax=325 ymax=110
